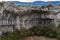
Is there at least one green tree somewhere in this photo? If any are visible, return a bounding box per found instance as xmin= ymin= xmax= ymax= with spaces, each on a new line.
xmin=0 ymin=2 xmax=5 ymax=6
xmin=41 ymin=5 xmax=45 ymax=9
xmin=48 ymin=2 xmax=53 ymax=7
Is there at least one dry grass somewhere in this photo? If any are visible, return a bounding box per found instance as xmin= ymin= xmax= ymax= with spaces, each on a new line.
xmin=22 ymin=36 xmax=57 ymax=40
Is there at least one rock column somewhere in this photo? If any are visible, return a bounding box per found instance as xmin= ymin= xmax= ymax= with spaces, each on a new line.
xmin=16 ymin=16 xmax=20 ymax=30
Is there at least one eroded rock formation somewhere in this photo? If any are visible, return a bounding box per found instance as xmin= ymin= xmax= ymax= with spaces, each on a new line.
xmin=0 ymin=2 xmax=59 ymax=35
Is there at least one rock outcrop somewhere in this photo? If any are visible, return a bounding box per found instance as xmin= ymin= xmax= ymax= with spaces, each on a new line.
xmin=0 ymin=2 xmax=59 ymax=35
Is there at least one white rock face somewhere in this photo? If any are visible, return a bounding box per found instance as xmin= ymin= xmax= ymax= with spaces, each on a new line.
xmin=0 ymin=26 xmax=14 ymax=35
xmin=0 ymin=2 xmax=59 ymax=35
xmin=54 ymin=13 xmax=60 ymax=27
xmin=57 ymin=13 xmax=60 ymax=20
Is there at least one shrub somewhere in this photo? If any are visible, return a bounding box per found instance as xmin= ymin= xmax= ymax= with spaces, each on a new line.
xmin=0 ymin=27 xmax=30 ymax=40
xmin=29 ymin=24 xmax=57 ymax=38
xmin=48 ymin=2 xmax=53 ymax=7
xmin=57 ymin=33 xmax=60 ymax=40
xmin=19 ymin=27 xmax=30 ymax=38
xmin=0 ymin=32 xmax=14 ymax=40
xmin=44 ymin=23 xmax=57 ymax=38
xmin=13 ymin=29 xmax=21 ymax=40
xmin=44 ymin=26 xmax=57 ymax=38
xmin=29 ymin=25 xmax=44 ymax=36
xmin=13 ymin=27 xmax=30 ymax=39
xmin=0 ymin=24 xmax=57 ymax=40
xmin=57 ymin=25 xmax=60 ymax=40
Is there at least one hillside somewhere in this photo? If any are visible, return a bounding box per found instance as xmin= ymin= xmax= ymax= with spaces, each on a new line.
xmin=11 ymin=1 xmax=60 ymax=6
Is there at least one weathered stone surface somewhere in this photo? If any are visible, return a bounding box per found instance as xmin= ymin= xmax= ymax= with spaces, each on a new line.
xmin=0 ymin=2 xmax=59 ymax=35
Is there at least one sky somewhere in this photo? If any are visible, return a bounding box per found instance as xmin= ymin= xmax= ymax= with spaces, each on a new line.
xmin=0 ymin=0 xmax=60 ymax=2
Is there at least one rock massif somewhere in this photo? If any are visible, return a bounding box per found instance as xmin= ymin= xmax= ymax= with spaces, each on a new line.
xmin=0 ymin=2 xmax=59 ymax=35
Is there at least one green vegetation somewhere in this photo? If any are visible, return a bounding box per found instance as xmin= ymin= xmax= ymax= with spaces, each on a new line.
xmin=0 ymin=32 xmax=14 ymax=40
xmin=16 ymin=27 xmax=30 ymax=38
xmin=48 ymin=2 xmax=53 ymax=7
xmin=0 ymin=2 xmax=5 ymax=6
xmin=41 ymin=5 xmax=45 ymax=9
xmin=46 ymin=2 xmax=53 ymax=10
xmin=29 ymin=24 xmax=56 ymax=38
xmin=57 ymin=24 xmax=60 ymax=40
xmin=0 ymin=28 xmax=30 ymax=40
xmin=0 ymin=24 xmax=57 ymax=40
